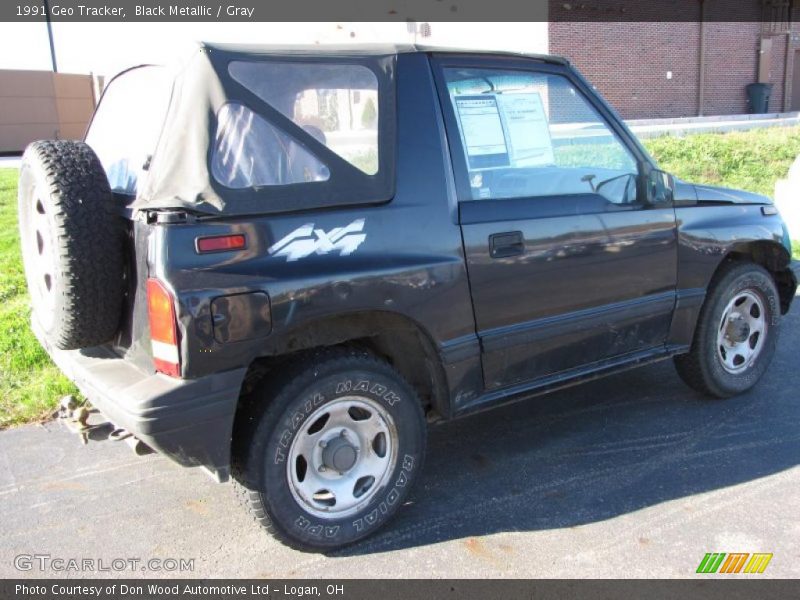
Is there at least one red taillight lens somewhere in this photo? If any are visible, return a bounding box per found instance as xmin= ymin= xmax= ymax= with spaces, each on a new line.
xmin=196 ymin=234 xmax=246 ymax=253
xmin=146 ymin=278 xmax=180 ymax=377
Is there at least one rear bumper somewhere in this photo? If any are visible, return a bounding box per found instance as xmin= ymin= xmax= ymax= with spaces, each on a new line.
xmin=34 ymin=322 xmax=246 ymax=482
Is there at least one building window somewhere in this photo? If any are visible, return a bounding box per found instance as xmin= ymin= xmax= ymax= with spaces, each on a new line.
xmin=763 ymin=0 xmax=793 ymax=35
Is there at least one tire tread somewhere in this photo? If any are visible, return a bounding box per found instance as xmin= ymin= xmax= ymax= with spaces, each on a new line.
xmin=20 ymin=140 xmax=124 ymax=349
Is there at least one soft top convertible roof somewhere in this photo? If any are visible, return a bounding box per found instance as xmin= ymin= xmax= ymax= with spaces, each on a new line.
xmin=94 ymin=42 xmax=568 ymax=216
xmin=201 ymin=41 xmax=569 ymax=64
xmin=114 ymin=42 xmax=399 ymax=216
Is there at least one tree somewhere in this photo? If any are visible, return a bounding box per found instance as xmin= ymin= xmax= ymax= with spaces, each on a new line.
xmin=361 ymin=97 xmax=377 ymax=129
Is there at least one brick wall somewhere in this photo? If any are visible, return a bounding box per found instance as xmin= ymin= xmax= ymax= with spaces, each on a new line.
xmin=549 ymin=21 xmax=701 ymax=119
xmin=700 ymin=22 xmax=760 ymax=115
xmin=548 ymin=1 xmax=793 ymax=118
xmin=768 ymin=33 xmax=788 ymax=111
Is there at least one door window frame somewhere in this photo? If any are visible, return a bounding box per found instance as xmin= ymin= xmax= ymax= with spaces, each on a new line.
xmin=429 ymin=54 xmax=657 ymax=207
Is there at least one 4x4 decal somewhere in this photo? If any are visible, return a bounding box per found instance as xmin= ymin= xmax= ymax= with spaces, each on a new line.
xmin=268 ymin=219 xmax=367 ymax=261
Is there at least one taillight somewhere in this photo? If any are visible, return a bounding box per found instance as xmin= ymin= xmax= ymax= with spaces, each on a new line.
xmin=146 ymin=278 xmax=180 ymax=377
xmin=196 ymin=234 xmax=246 ymax=253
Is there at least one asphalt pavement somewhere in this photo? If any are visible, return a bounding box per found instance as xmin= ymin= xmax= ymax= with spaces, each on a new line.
xmin=1 ymin=294 xmax=798 ymax=578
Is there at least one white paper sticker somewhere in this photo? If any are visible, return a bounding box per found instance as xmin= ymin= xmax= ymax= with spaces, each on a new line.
xmin=497 ymin=93 xmax=555 ymax=167
xmin=454 ymin=96 xmax=509 ymax=168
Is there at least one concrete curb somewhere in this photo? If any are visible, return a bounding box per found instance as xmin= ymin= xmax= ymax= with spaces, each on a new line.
xmin=628 ymin=112 xmax=800 ymax=138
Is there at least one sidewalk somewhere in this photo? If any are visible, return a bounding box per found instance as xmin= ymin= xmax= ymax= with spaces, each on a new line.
xmin=627 ymin=112 xmax=800 ymax=138
xmin=0 ymin=156 xmax=20 ymax=169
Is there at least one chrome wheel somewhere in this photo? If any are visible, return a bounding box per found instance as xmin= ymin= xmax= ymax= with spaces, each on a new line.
xmin=716 ymin=290 xmax=767 ymax=374
xmin=28 ymin=187 xmax=57 ymax=330
xmin=287 ymin=396 xmax=398 ymax=519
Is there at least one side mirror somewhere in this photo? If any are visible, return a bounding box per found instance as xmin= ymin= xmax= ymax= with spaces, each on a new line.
xmin=646 ymin=169 xmax=675 ymax=204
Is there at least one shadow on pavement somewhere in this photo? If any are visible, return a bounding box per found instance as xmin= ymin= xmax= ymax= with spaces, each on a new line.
xmin=336 ymin=300 xmax=800 ymax=556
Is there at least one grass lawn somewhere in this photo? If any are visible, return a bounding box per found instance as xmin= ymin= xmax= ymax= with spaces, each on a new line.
xmin=1 ymin=126 xmax=799 ymax=427
xmin=642 ymin=126 xmax=800 ymax=198
xmin=0 ymin=169 xmax=78 ymax=428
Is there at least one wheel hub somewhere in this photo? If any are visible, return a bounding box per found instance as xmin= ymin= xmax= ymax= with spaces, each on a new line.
xmin=321 ymin=432 xmax=358 ymax=473
xmin=286 ymin=396 xmax=398 ymax=519
xmin=716 ymin=290 xmax=767 ymax=374
xmin=724 ymin=315 xmax=750 ymax=344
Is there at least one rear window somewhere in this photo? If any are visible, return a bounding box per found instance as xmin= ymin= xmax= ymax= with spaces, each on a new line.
xmin=85 ymin=66 xmax=171 ymax=195
xmin=212 ymin=60 xmax=380 ymax=189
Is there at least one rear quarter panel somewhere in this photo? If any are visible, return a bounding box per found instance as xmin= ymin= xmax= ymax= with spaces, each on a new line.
xmin=155 ymin=53 xmax=480 ymax=406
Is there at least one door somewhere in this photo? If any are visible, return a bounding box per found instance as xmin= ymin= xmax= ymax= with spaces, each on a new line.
xmin=434 ymin=57 xmax=678 ymax=390
xmin=791 ymin=50 xmax=800 ymax=112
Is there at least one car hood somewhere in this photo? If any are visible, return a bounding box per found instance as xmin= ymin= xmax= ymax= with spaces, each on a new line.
xmin=693 ymin=183 xmax=772 ymax=205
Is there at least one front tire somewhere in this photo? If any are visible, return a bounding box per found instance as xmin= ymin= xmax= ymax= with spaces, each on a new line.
xmin=234 ymin=348 xmax=426 ymax=552
xmin=674 ymin=262 xmax=780 ymax=398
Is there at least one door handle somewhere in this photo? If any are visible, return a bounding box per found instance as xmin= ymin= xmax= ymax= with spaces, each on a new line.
xmin=489 ymin=231 xmax=524 ymax=258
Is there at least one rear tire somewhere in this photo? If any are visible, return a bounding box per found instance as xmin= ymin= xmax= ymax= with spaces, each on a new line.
xmin=18 ymin=140 xmax=124 ymax=350
xmin=674 ymin=262 xmax=780 ymax=398
xmin=233 ymin=348 xmax=427 ymax=552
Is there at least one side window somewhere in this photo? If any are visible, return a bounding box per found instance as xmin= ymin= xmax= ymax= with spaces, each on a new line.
xmin=211 ymin=103 xmax=330 ymax=189
xmin=443 ymin=68 xmax=639 ymax=205
xmin=229 ymin=61 xmax=380 ymax=175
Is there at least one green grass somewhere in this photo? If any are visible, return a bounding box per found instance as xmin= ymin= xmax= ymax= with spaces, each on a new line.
xmin=642 ymin=126 xmax=800 ymax=197
xmin=555 ymin=141 xmax=634 ymax=171
xmin=347 ymin=148 xmax=379 ymax=175
xmin=793 ymin=240 xmax=800 ymax=260
xmin=0 ymin=169 xmax=78 ymax=429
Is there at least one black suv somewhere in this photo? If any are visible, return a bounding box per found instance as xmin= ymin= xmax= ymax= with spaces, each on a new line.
xmin=18 ymin=44 xmax=799 ymax=551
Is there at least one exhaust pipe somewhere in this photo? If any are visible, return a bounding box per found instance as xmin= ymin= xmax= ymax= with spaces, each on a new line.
xmin=110 ymin=427 xmax=153 ymax=456
xmin=57 ymin=396 xmax=152 ymax=455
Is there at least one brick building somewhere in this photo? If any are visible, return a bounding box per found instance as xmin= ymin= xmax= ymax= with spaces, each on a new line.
xmin=549 ymin=1 xmax=800 ymax=119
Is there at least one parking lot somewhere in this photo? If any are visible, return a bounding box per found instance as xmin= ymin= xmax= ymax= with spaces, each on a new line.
xmin=1 ymin=294 xmax=798 ymax=579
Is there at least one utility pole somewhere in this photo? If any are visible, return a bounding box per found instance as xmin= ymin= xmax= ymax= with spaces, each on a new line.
xmin=43 ymin=0 xmax=58 ymax=72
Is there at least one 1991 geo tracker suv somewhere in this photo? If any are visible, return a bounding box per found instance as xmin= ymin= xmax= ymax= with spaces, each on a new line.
xmin=18 ymin=43 xmax=800 ymax=551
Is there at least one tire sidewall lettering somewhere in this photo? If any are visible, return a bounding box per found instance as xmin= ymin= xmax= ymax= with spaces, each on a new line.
xmin=707 ymin=269 xmax=780 ymax=392
xmin=264 ymin=370 xmax=423 ymax=545
xmin=351 ymin=453 xmax=415 ymax=533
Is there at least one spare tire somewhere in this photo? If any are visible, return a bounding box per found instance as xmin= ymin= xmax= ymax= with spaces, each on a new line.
xmin=18 ymin=140 xmax=125 ymax=350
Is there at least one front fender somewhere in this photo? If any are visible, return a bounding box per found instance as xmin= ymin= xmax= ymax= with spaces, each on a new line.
xmin=669 ymin=203 xmax=791 ymax=347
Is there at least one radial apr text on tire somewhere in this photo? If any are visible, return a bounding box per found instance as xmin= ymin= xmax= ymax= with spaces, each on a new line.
xmin=233 ymin=348 xmax=427 ymax=552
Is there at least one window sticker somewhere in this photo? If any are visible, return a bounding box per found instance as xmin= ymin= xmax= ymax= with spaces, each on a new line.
xmin=497 ymin=93 xmax=555 ymax=167
xmin=453 ymin=93 xmax=555 ymax=171
xmin=453 ymin=96 xmax=510 ymax=169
